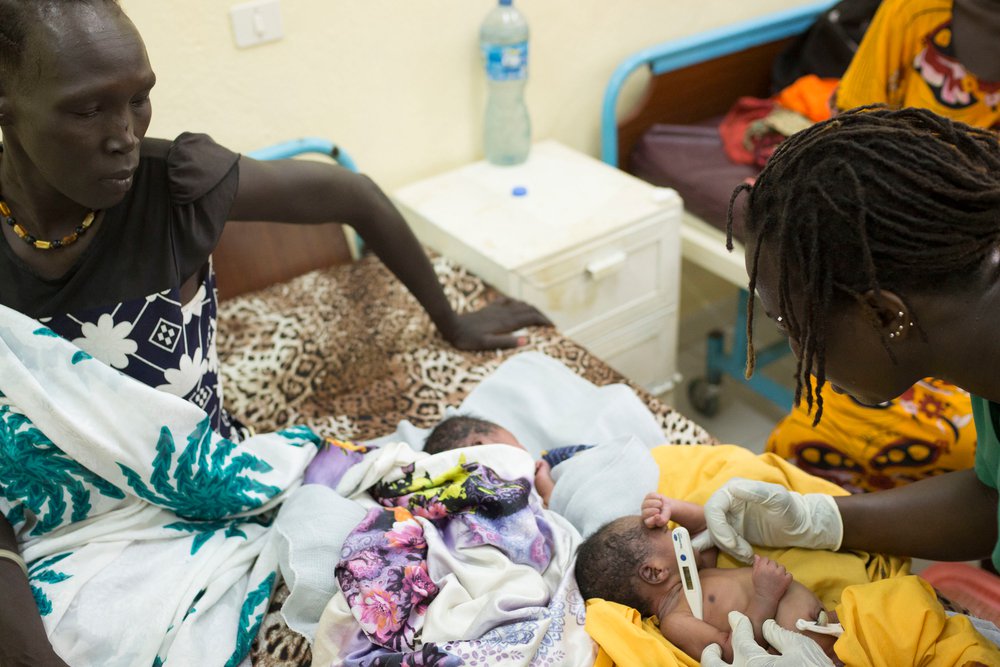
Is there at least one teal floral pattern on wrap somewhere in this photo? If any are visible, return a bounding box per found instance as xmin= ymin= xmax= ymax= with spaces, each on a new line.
xmin=165 ymin=514 xmax=274 ymax=555
xmin=29 ymin=552 xmax=73 ymax=616
xmin=225 ymin=572 xmax=277 ymax=667
xmin=0 ymin=405 xmax=125 ymax=536
xmin=0 ymin=299 xmax=322 ymax=666
xmin=118 ymin=417 xmax=283 ymax=521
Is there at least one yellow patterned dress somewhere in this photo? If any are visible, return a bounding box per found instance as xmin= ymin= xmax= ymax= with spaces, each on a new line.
xmin=767 ymin=378 xmax=976 ymax=493
xmin=835 ymin=0 xmax=1000 ymax=129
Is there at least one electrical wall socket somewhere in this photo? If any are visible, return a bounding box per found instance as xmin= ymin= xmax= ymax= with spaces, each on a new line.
xmin=230 ymin=0 xmax=283 ymax=49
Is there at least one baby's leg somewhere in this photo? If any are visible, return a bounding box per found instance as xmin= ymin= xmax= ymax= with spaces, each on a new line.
xmin=746 ymin=555 xmax=793 ymax=647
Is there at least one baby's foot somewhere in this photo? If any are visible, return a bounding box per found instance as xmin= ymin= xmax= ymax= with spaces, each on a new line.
xmin=751 ymin=555 xmax=792 ymax=602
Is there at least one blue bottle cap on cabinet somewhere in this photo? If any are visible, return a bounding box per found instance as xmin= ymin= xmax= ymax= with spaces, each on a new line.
xmin=511 ymin=186 xmax=527 ymax=197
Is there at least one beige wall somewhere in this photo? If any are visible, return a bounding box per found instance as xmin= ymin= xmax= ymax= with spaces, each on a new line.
xmin=122 ymin=0 xmax=811 ymax=189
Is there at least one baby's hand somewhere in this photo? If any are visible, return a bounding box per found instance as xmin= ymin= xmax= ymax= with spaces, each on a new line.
xmin=751 ymin=555 xmax=792 ymax=603
xmin=641 ymin=492 xmax=672 ymax=528
xmin=534 ymin=459 xmax=555 ymax=507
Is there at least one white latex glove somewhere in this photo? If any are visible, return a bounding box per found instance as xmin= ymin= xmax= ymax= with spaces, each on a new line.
xmin=701 ymin=611 xmax=835 ymax=667
xmin=699 ymin=479 xmax=843 ymax=563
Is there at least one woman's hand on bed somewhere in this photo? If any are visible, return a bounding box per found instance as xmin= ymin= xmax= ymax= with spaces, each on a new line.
xmin=440 ymin=297 xmax=552 ymax=350
xmin=701 ymin=611 xmax=835 ymax=667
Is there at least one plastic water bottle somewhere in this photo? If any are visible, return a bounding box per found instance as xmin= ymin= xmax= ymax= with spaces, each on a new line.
xmin=480 ymin=0 xmax=531 ymax=165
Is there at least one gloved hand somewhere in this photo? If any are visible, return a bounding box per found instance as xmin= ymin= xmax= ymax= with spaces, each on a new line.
xmin=701 ymin=611 xmax=836 ymax=667
xmin=697 ymin=479 xmax=843 ymax=563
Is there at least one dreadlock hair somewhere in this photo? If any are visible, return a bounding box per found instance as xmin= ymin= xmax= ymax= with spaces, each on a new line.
xmin=728 ymin=106 xmax=1000 ymax=424
xmin=574 ymin=516 xmax=655 ymax=615
xmin=0 ymin=0 xmax=122 ymax=84
xmin=423 ymin=414 xmax=505 ymax=455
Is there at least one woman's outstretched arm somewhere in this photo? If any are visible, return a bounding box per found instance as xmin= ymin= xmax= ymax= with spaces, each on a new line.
xmin=228 ymin=157 xmax=552 ymax=350
xmin=838 ymin=468 xmax=998 ymax=561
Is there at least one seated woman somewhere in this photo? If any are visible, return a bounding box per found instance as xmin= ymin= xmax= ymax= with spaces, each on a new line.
xmin=0 ymin=1 xmax=549 ymax=665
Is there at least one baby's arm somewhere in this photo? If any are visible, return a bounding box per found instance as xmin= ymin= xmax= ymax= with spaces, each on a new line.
xmin=642 ymin=492 xmax=718 ymax=568
xmin=745 ymin=555 xmax=792 ymax=647
xmin=660 ymin=611 xmax=733 ymax=663
xmin=534 ymin=459 xmax=555 ymax=507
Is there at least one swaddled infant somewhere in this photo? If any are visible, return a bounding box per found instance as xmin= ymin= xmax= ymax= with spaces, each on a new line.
xmin=423 ymin=414 xmax=593 ymax=507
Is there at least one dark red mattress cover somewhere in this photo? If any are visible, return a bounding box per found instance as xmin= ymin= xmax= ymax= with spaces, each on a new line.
xmin=628 ymin=121 xmax=757 ymax=244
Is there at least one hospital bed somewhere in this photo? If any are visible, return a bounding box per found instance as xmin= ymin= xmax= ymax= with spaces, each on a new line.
xmin=219 ymin=130 xmax=990 ymax=663
xmin=600 ymin=1 xmax=837 ymax=416
xmin=212 ymin=140 xmax=713 ymax=665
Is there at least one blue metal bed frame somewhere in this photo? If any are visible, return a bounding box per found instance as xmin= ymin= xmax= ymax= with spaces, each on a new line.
xmin=599 ymin=2 xmax=833 ymax=416
xmin=247 ymin=137 xmax=358 ymax=172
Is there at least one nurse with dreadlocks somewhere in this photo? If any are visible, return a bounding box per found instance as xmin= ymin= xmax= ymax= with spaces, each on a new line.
xmin=696 ymin=106 xmax=1000 ymax=666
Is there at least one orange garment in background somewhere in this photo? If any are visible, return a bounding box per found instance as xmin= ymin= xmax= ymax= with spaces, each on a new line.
xmin=835 ymin=0 xmax=1000 ymax=129
xmin=776 ymin=74 xmax=839 ymax=122
xmin=767 ymin=378 xmax=977 ymax=493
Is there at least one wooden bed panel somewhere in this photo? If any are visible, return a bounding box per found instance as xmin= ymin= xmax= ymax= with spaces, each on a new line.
xmin=213 ymin=221 xmax=353 ymax=301
xmin=616 ymin=37 xmax=794 ymax=168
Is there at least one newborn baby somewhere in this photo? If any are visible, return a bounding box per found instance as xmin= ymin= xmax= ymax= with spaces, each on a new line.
xmin=574 ymin=492 xmax=839 ymax=662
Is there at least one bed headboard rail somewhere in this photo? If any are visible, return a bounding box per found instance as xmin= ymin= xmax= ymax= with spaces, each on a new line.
xmin=601 ymin=1 xmax=836 ymax=168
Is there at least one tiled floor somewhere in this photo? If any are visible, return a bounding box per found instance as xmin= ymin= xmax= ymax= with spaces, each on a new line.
xmin=661 ymin=259 xmax=796 ymax=454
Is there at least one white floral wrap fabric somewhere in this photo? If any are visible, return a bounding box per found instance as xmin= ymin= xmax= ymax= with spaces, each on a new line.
xmin=0 ymin=303 xmax=320 ymax=667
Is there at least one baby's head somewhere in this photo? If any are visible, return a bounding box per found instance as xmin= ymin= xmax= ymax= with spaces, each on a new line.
xmin=575 ymin=515 xmax=674 ymax=616
xmin=423 ymin=415 xmax=525 ymax=455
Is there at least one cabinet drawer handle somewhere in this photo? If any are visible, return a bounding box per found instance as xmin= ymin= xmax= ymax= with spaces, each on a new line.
xmin=585 ymin=251 xmax=627 ymax=281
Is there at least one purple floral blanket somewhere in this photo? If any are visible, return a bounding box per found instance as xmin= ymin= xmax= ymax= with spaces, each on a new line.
xmin=313 ymin=441 xmax=595 ymax=667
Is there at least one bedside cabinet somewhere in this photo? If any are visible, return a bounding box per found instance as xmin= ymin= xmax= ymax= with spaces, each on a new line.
xmin=394 ymin=140 xmax=682 ymax=395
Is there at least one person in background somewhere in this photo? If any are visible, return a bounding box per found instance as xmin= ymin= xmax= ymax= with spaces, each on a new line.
xmin=835 ymin=0 xmax=1000 ymax=126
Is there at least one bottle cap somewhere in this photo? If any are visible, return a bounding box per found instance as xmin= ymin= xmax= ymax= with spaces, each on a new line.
xmin=499 ymin=0 xmax=513 ymax=5
xmin=511 ymin=186 xmax=527 ymax=197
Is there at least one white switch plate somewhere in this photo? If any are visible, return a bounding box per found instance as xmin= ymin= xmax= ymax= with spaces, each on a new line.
xmin=230 ymin=0 xmax=283 ymax=48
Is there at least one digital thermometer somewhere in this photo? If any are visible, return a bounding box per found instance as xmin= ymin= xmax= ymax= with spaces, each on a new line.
xmin=672 ymin=526 xmax=704 ymax=620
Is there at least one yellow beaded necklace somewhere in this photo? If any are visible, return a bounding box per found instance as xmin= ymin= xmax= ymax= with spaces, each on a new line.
xmin=0 ymin=199 xmax=98 ymax=250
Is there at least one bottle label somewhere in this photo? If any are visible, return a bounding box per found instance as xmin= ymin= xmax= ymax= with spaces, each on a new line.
xmin=483 ymin=41 xmax=528 ymax=81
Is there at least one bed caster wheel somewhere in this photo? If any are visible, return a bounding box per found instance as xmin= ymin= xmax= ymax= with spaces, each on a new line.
xmin=688 ymin=377 xmax=721 ymax=417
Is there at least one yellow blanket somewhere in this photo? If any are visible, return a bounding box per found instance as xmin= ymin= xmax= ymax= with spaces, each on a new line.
xmin=585 ymin=444 xmax=990 ymax=666
xmin=837 ymin=576 xmax=1000 ymax=666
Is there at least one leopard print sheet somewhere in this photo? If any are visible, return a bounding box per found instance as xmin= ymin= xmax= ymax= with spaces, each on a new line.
xmin=216 ymin=253 xmax=713 ymax=666
xmin=217 ymin=253 xmax=711 ymax=445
